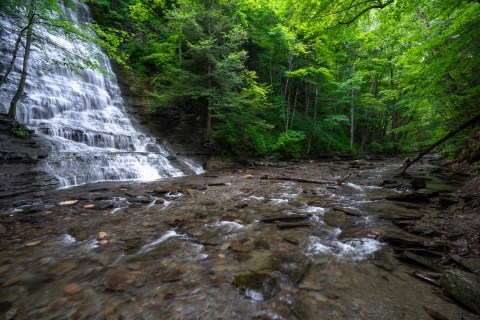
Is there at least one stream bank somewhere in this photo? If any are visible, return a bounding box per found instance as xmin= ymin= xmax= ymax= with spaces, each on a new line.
xmin=1 ymin=157 xmax=479 ymax=319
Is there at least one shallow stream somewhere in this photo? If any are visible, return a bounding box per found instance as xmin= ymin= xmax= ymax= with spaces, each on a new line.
xmin=0 ymin=160 xmax=475 ymax=319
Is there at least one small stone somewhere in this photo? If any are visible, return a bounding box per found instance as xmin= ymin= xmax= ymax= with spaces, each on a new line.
xmin=25 ymin=240 xmax=42 ymax=247
xmin=83 ymin=204 xmax=95 ymax=209
xmin=97 ymin=231 xmax=108 ymax=241
xmin=99 ymin=240 xmax=108 ymax=244
xmin=243 ymin=174 xmax=254 ymax=179
xmin=59 ymin=200 xmax=79 ymax=206
xmin=370 ymin=228 xmax=381 ymax=236
xmin=64 ymin=283 xmax=81 ymax=294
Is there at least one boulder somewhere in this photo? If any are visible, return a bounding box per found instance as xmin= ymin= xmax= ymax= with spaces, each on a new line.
xmin=440 ymin=269 xmax=480 ymax=314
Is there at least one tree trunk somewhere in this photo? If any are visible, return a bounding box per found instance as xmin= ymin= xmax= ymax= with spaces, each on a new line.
xmin=350 ymin=105 xmax=355 ymax=150
xmin=401 ymin=113 xmax=480 ymax=173
xmin=8 ymin=14 xmax=35 ymax=119
xmin=307 ymin=80 xmax=319 ymax=154
xmin=206 ymin=61 xmax=212 ymax=140
xmin=290 ymin=88 xmax=298 ymax=130
xmin=0 ymin=25 xmax=30 ymax=88
xmin=178 ymin=23 xmax=182 ymax=67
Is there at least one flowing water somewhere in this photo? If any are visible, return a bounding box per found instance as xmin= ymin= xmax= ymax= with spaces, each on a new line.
xmin=0 ymin=2 xmax=203 ymax=187
xmin=0 ymin=161 xmax=474 ymax=319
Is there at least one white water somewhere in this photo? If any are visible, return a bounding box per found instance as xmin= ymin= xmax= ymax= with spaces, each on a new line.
xmin=0 ymin=1 xmax=203 ymax=187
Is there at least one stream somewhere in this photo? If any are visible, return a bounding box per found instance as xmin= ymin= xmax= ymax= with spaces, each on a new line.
xmin=0 ymin=159 xmax=477 ymax=319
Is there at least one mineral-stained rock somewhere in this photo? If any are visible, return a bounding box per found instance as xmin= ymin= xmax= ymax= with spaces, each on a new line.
xmin=440 ymin=269 xmax=480 ymax=314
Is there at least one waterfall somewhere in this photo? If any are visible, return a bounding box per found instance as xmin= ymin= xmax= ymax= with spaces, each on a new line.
xmin=0 ymin=1 xmax=203 ymax=187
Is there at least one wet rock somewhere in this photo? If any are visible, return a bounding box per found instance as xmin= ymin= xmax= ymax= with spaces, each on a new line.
xmin=386 ymin=193 xmax=429 ymax=203
xmin=97 ymin=231 xmax=108 ymax=241
xmin=230 ymin=242 xmax=251 ymax=253
xmin=276 ymin=221 xmax=314 ymax=229
xmin=253 ymin=238 xmax=270 ymax=249
xmin=307 ymin=201 xmax=325 ymax=207
xmin=260 ymin=214 xmax=310 ymax=224
xmin=323 ymin=211 xmax=351 ymax=227
xmin=158 ymin=269 xmax=183 ymax=282
xmin=130 ymin=239 xmax=183 ymax=261
xmin=199 ymin=230 xmax=224 ymax=246
xmin=233 ymin=273 xmax=279 ymax=300
xmin=282 ymin=236 xmax=300 ymax=245
xmin=423 ymin=306 xmax=450 ymax=320
xmin=0 ymin=223 xmax=7 ymax=234
xmin=4 ymin=308 xmax=17 ymax=320
xmin=332 ymin=206 xmax=363 ymax=216
xmin=450 ymin=255 xmax=480 ymax=276
xmin=440 ymin=269 xmax=480 ymax=314
xmin=400 ymin=251 xmax=445 ymax=273
xmin=291 ymin=295 xmax=330 ymax=320
xmin=106 ymin=272 xmax=137 ymax=291
xmin=246 ymin=252 xmax=308 ymax=284
xmin=92 ymin=201 xmax=115 ymax=210
xmin=439 ymin=197 xmax=459 ymax=207
xmin=411 ymin=178 xmax=427 ymax=190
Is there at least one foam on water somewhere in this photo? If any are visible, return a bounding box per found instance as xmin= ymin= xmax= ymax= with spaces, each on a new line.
xmin=307 ymin=229 xmax=383 ymax=261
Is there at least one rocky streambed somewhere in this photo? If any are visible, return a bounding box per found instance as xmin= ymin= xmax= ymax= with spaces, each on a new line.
xmin=1 ymin=158 xmax=479 ymax=319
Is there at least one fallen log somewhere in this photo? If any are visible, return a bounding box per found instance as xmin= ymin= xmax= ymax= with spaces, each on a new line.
xmin=401 ymin=113 xmax=480 ymax=173
xmin=260 ymin=173 xmax=352 ymax=185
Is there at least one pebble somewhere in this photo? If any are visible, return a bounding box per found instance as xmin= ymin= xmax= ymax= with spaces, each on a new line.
xmin=59 ymin=200 xmax=79 ymax=206
xmin=64 ymin=283 xmax=81 ymax=294
xmin=97 ymin=231 xmax=108 ymax=241
xmin=25 ymin=240 xmax=42 ymax=247
xmin=99 ymin=240 xmax=108 ymax=244
xmin=83 ymin=204 xmax=95 ymax=209
xmin=243 ymin=174 xmax=254 ymax=179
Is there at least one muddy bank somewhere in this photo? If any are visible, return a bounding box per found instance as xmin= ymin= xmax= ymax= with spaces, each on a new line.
xmin=1 ymin=158 xmax=479 ymax=319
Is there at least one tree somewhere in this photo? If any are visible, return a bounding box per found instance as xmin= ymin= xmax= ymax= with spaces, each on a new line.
xmin=1 ymin=0 xmax=118 ymax=120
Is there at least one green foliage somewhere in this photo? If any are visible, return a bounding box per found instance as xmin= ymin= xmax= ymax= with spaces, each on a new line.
xmin=88 ymin=0 xmax=479 ymax=159
xmin=272 ymin=130 xmax=306 ymax=159
xmin=10 ymin=124 xmax=30 ymax=138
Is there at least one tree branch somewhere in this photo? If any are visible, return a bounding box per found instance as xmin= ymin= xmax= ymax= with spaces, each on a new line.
xmin=339 ymin=0 xmax=394 ymax=25
xmin=400 ymin=113 xmax=480 ymax=173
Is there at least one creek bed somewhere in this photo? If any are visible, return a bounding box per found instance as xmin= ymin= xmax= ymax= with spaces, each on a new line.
xmin=0 ymin=159 xmax=477 ymax=319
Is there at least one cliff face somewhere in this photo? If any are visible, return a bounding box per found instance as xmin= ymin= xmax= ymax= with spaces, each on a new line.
xmin=0 ymin=115 xmax=59 ymax=199
xmin=110 ymin=62 xmax=212 ymax=159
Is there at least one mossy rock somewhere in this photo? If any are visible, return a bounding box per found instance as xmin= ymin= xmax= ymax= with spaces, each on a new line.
xmin=323 ymin=211 xmax=352 ymax=227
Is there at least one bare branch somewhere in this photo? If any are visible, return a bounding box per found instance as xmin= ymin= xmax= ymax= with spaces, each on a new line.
xmin=339 ymin=0 xmax=394 ymax=25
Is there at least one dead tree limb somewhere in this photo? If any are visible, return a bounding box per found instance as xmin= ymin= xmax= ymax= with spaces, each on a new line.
xmin=401 ymin=113 xmax=480 ymax=173
xmin=260 ymin=174 xmax=352 ymax=185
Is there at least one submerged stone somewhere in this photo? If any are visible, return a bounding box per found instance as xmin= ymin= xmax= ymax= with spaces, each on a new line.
xmin=233 ymin=272 xmax=279 ymax=300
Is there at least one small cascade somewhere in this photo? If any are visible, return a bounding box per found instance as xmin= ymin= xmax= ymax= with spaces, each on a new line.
xmin=0 ymin=1 xmax=203 ymax=187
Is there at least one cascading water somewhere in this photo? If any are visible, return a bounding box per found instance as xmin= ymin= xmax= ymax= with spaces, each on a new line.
xmin=0 ymin=1 xmax=203 ymax=187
